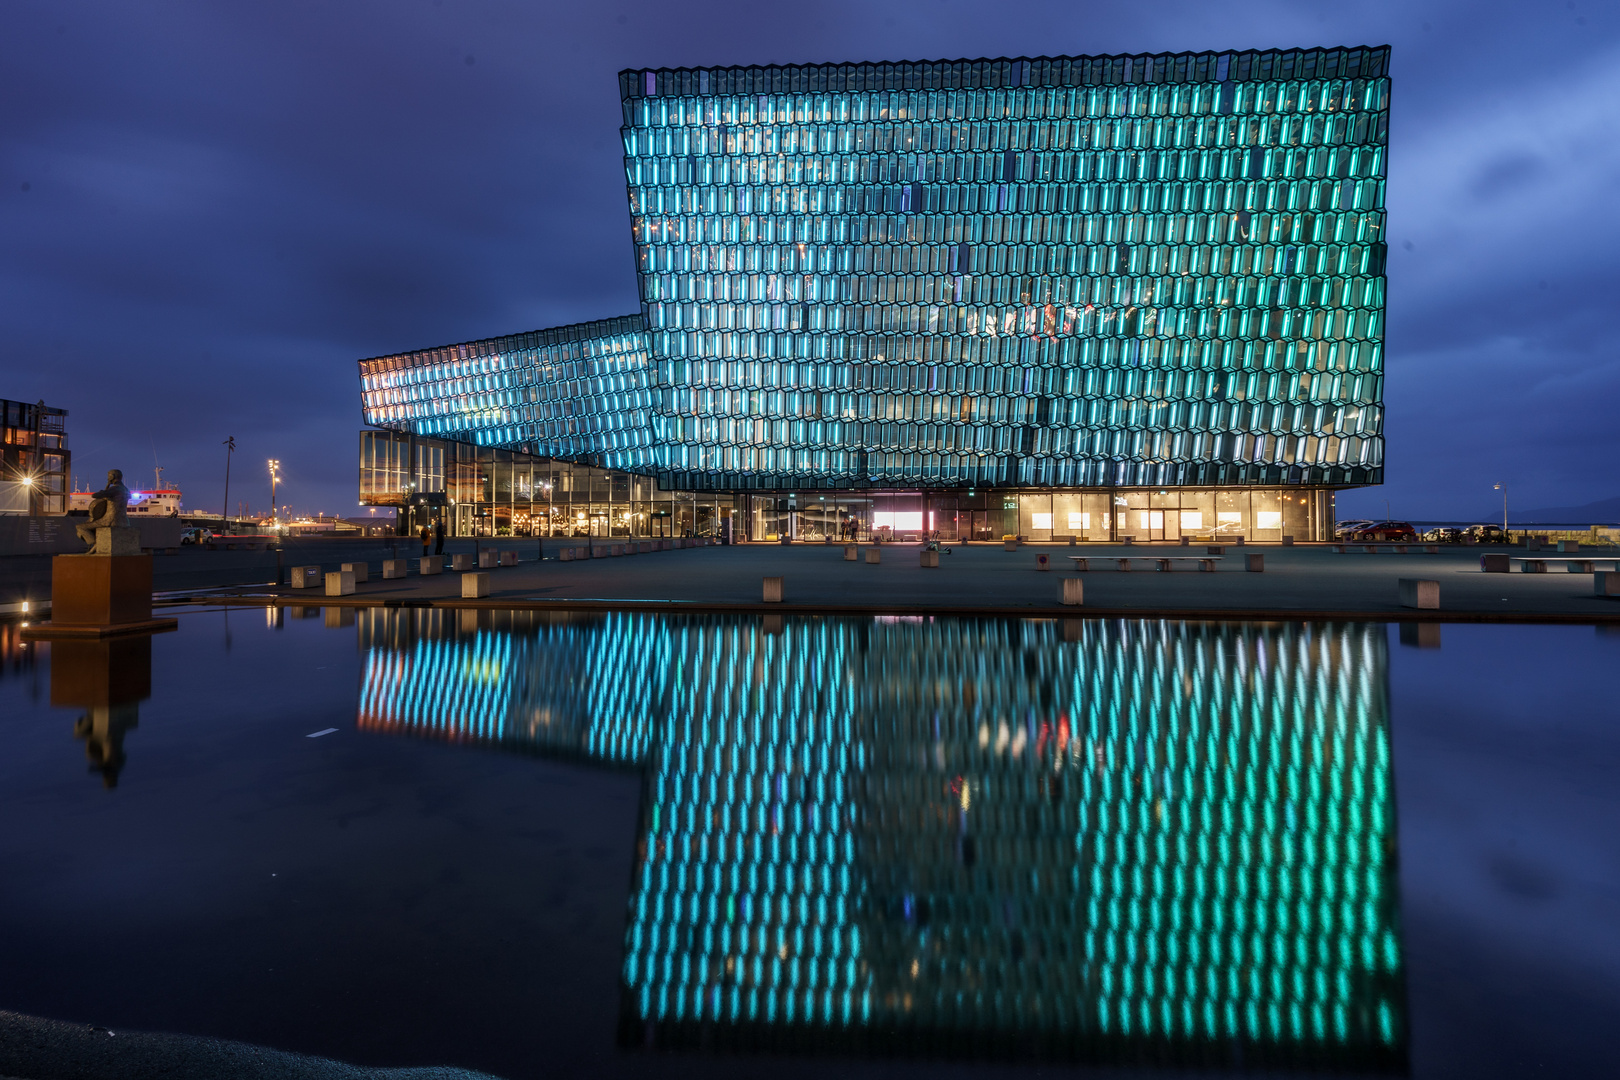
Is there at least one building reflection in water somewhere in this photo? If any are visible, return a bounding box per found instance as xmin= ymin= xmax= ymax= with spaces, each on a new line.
xmin=356 ymin=610 xmax=1404 ymax=1070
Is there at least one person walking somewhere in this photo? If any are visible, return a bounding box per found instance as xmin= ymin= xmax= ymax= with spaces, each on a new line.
xmin=433 ymin=517 xmax=445 ymax=555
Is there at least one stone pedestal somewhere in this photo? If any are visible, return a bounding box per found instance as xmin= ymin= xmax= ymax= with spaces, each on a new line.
xmin=30 ymin=550 xmax=178 ymax=638
xmin=93 ymin=526 xmax=142 ymax=556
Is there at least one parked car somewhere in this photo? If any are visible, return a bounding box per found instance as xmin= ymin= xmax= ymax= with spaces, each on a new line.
xmin=180 ymin=527 xmax=213 ymax=545
xmin=1422 ymin=526 xmax=1463 ymax=543
xmin=1465 ymin=524 xmax=1507 ymax=543
xmin=1334 ymin=519 xmax=1373 ymax=539
xmin=1344 ymin=520 xmax=1418 ymax=542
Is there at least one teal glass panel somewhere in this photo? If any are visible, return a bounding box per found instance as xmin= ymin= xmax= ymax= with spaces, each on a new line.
xmin=358 ymin=315 xmax=656 ymax=472
xmin=620 ymin=49 xmax=1390 ymax=490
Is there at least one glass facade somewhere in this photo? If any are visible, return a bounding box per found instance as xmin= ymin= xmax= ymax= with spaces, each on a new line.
xmin=359 ymin=315 xmax=654 ymax=469
xmin=352 ymin=610 xmax=1405 ymax=1070
xmin=358 ymin=429 xmax=733 ymax=539
xmin=621 ymin=48 xmax=1387 ymax=492
xmin=357 ymin=47 xmax=1391 ymax=541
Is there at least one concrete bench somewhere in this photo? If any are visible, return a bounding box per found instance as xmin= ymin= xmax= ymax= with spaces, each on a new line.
xmin=1511 ymin=557 xmax=1614 ymax=574
xmin=324 ymin=570 xmax=355 ymax=597
xmin=1153 ymin=556 xmax=1222 ymax=572
xmin=420 ymin=556 xmax=443 ymax=576
xmin=340 ymin=561 xmax=369 ymax=584
xmin=381 ymin=558 xmax=408 ymax=580
xmin=289 ymin=565 xmax=322 ymax=589
xmin=461 ymin=572 xmax=489 ymax=598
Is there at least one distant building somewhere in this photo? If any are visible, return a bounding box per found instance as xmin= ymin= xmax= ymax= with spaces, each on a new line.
xmin=0 ymin=398 xmax=70 ymax=515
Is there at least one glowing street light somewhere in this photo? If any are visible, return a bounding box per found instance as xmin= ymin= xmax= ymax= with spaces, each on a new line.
xmin=269 ymin=459 xmax=281 ymax=529
xmin=1494 ymin=482 xmax=1508 ymax=534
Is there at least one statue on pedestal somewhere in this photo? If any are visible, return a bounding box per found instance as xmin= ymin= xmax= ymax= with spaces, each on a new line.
xmin=75 ymin=469 xmax=134 ymax=553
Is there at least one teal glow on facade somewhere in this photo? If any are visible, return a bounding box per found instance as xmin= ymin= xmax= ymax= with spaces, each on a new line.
xmin=359 ymin=315 xmax=654 ymax=468
xmin=354 ymin=610 xmax=1406 ymax=1070
xmin=620 ymin=48 xmax=1389 ymax=491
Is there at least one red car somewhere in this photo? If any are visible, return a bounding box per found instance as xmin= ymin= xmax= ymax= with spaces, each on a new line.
xmin=1345 ymin=520 xmax=1417 ymax=542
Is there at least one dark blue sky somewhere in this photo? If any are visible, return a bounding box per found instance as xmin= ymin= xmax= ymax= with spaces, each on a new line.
xmin=3 ymin=0 xmax=1615 ymax=521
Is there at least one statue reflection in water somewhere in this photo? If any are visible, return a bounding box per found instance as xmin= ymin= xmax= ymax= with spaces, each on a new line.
xmin=51 ymin=635 xmax=152 ymax=789
xmin=355 ymin=610 xmax=1407 ymax=1072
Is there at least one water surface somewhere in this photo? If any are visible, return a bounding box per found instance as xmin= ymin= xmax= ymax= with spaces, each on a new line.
xmin=0 ymin=610 xmax=1614 ymax=1078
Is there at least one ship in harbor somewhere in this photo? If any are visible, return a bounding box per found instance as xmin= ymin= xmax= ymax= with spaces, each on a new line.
xmin=68 ymin=467 xmax=182 ymax=517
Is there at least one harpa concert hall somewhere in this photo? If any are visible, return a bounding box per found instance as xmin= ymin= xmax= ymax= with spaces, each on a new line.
xmin=358 ymin=46 xmax=1389 ymax=543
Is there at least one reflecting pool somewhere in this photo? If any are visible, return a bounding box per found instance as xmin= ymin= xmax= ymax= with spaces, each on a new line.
xmin=0 ymin=611 xmax=1615 ymax=1079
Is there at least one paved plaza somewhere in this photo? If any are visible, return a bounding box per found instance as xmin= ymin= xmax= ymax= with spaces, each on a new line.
xmin=151 ymin=539 xmax=1620 ymax=622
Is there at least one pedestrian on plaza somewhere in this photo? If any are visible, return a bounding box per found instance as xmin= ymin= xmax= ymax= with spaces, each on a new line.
xmin=420 ymin=524 xmax=430 ymax=555
xmin=434 ymin=517 xmax=445 ymax=555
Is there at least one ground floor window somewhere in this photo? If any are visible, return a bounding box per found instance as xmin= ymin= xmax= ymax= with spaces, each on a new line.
xmin=743 ymin=488 xmax=1332 ymax=542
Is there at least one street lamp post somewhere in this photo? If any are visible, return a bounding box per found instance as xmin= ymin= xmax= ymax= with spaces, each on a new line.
xmin=1494 ymin=482 xmax=1508 ymax=537
xmin=269 ymin=459 xmax=280 ymax=530
xmin=221 ymin=436 xmax=236 ymax=533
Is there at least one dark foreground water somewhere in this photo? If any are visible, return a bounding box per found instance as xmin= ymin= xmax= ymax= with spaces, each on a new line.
xmin=0 ymin=610 xmax=1615 ymax=1079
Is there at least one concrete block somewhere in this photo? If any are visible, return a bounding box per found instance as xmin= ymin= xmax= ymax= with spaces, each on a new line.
xmin=500 ymin=550 xmax=518 ymax=566
xmin=478 ymin=550 xmax=498 ymax=569
xmin=324 ymin=570 xmax=355 ymax=597
xmin=1595 ymin=571 xmax=1620 ymax=597
xmin=1035 ymin=553 xmax=1050 ymax=571
xmin=1207 ymin=546 xmax=1225 ymax=555
xmin=844 ymin=545 xmax=858 ymax=561
xmin=290 ymin=565 xmax=322 ymax=588
xmin=1061 ymin=578 xmax=1084 ymax=606
xmin=762 ymin=576 xmax=783 ymax=603
xmin=1003 ymin=539 xmax=1017 ymax=551
xmin=559 ymin=548 xmax=574 ymax=562
xmin=1233 ymin=536 xmax=1245 ymax=546
xmin=1559 ymin=540 xmax=1581 ymax=553
xmin=920 ymin=550 xmax=939 ymax=568
xmin=1480 ymin=554 xmax=1510 ymax=573
xmin=92 ymin=526 xmax=142 ymax=556
xmin=611 ymin=544 xmax=624 ymax=556
xmin=451 ymin=553 xmax=476 ymax=571
xmin=1120 ymin=535 xmax=1134 ymax=545
xmin=1179 ymin=536 xmax=1190 ymax=546
xmin=420 ymin=556 xmax=443 ymax=576
xmin=341 ymin=561 xmax=369 ymax=584
xmin=461 ymin=572 xmax=490 ymax=598
xmin=1245 ymin=554 xmax=1264 ymax=572
xmin=1282 ymin=535 xmax=1295 ymax=546
xmin=381 ymin=558 xmax=407 ymax=580
xmin=865 ymin=549 xmax=881 ymax=564
xmin=1399 ymin=578 xmax=1440 ymax=609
